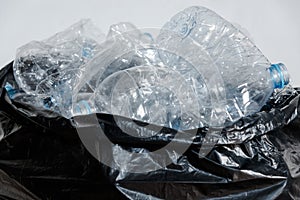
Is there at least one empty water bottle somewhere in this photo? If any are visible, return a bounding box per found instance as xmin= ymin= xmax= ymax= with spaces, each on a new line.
xmin=13 ymin=19 xmax=105 ymax=117
xmin=74 ymin=22 xmax=158 ymax=93
xmin=78 ymin=23 xmax=211 ymax=129
xmin=157 ymin=6 xmax=290 ymax=126
xmin=94 ymin=65 xmax=201 ymax=130
xmin=71 ymin=22 xmax=162 ymax=117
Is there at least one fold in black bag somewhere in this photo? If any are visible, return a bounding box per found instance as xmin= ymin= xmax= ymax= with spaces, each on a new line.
xmin=0 ymin=61 xmax=300 ymax=200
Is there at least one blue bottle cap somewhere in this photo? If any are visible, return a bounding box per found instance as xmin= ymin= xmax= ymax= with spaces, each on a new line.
xmin=269 ymin=63 xmax=290 ymax=89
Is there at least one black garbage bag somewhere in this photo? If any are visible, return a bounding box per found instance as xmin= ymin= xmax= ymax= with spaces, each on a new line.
xmin=0 ymin=61 xmax=300 ymax=200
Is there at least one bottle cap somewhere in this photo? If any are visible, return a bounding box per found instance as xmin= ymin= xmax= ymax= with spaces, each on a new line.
xmin=269 ymin=63 xmax=290 ymax=89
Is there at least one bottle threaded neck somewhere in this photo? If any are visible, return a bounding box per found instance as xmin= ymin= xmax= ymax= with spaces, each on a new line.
xmin=269 ymin=63 xmax=290 ymax=89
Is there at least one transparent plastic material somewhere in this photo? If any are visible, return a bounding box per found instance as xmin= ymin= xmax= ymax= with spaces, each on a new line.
xmin=74 ymin=22 xmax=218 ymax=129
xmin=73 ymin=22 xmax=158 ymax=93
xmin=1 ymin=61 xmax=300 ymax=200
xmin=13 ymin=19 xmax=105 ymax=116
xmin=71 ymin=22 xmax=163 ymax=117
xmin=11 ymin=7 xmax=291 ymax=129
xmin=94 ymin=65 xmax=201 ymax=130
xmin=157 ymin=6 xmax=290 ymax=124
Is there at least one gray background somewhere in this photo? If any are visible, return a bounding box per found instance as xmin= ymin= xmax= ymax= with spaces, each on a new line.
xmin=1 ymin=0 xmax=299 ymax=85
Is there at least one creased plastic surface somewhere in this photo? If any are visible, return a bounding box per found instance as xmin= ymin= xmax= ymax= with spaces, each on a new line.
xmin=11 ymin=8 xmax=291 ymax=129
xmin=12 ymin=19 xmax=105 ymax=118
xmin=0 ymin=62 xmax=300 ymax=199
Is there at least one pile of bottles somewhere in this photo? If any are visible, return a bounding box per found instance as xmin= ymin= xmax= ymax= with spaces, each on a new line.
xmin=10 ymin=6 xmax=290 ymax=130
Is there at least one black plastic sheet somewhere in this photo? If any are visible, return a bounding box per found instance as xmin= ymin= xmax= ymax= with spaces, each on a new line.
xmin=0 ymin=61 xmax=300 ymax=199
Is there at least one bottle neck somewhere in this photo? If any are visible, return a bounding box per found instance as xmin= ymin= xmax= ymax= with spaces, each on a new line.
xmin=269 ymin=63 xmax=290 ymax=89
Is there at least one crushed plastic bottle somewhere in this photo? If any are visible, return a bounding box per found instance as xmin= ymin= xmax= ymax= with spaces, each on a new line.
xmin=13 ymin=19 xmax=105 ymax=117
xmin=70 ymin=22 xmax=161 ymax=117
xmin=73 ymin=22 xmax=158 ymax=93
xmin=157 ymin=6 xmax=290 ymax=125
xmin=75 ymin=23 xmax=210 ymax=129
xmin=94 ymin=65 xmax=201 ymax=130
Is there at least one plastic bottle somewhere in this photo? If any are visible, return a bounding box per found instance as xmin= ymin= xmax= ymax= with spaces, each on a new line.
xmin=94 ymin=65 xmax=201 ymax=130
xmin=75 ymin=22 xmax=211 ymax=129
xmin=157 ymin=6 xmax=290 ymax=126
xmin=13 ymin=19 xmax=104 ymax=117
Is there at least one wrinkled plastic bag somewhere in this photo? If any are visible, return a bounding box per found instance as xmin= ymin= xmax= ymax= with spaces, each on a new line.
xmin=1 ymin=61 xmax=300 ymax=199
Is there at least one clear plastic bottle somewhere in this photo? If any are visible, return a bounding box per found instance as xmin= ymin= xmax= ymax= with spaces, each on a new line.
xmin=157 ymin=6 xmax=290 ymax=125
xmin=73 ymin=22 xmax=158 ymax=94
xmin=13 ymin=19 xmax=105 ymax=117
xmin=94 ymin=65 xmax=201 ymax=130
xmin=77 ymin=23 xmax=212 ymax=129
